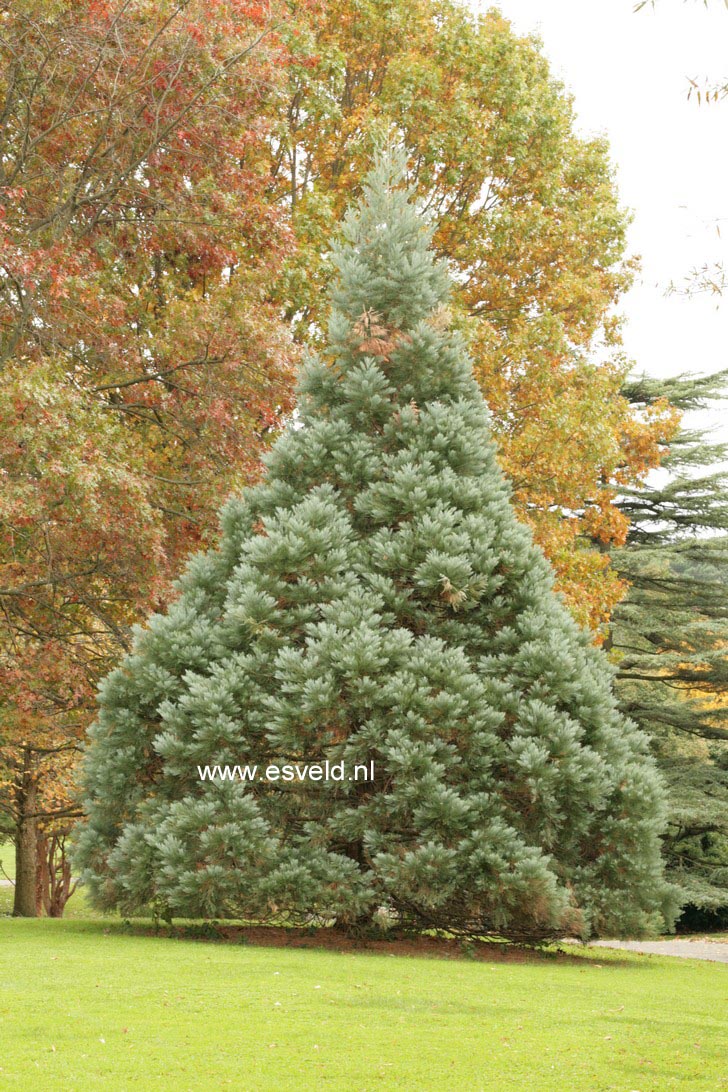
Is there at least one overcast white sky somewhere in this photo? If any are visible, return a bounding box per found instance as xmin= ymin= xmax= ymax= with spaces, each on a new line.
xmin=471 ymin=0 xmax=728 ymax=446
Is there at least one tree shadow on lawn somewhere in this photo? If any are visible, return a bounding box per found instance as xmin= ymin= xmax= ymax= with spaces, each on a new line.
xmin=79 ymin=918 xmax=639 ymax=967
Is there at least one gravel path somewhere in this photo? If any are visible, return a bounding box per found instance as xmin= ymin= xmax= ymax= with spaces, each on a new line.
xmin=589 ymin=939 xmax=728 ymax=963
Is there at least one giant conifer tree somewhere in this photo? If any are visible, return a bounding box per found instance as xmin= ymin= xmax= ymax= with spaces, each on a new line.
xmin=75 ymin=156 xmax=676 ymax=941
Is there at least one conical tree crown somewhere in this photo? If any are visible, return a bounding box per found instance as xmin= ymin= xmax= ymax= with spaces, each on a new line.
xmin=75 ymin=154 xmax=677 ymax=940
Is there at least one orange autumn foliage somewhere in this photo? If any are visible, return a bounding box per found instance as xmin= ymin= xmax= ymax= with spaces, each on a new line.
xmin=0 ymin=0 xmax=298 ymax=906
xmin=273 ymin=0 xmax=681 ymax=634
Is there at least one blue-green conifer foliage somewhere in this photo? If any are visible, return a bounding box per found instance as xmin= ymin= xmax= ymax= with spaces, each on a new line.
xmin=75 ymin=157 xmax=677 ymax=940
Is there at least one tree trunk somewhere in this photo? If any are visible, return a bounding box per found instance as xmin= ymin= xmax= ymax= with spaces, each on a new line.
xmin=13 ymin=747 xmax=38 ymax=917
xmin=36 ymin=830 xmax=77 ymax=918
xmin=36 ymin=831 xmax=49 ymax=916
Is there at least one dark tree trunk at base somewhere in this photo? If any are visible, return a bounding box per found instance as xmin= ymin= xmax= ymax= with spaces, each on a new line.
xmin=13 ymin=748 xmax=38 ymax=918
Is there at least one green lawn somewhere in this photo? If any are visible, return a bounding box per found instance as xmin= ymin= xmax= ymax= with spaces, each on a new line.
xmin=1 ymin=918 xmax=725 ymax=1091
xmin=0 ymin=841 xmax=14 ymax=882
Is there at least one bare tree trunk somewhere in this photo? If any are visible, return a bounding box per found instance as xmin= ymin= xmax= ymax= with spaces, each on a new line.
xmin=13 ymin=747 xmax=38 ymax=917
xmin=36 ymin=831 xmax=49 ymax=916
xmin=36 ymin=830 xmax=77 ymax=917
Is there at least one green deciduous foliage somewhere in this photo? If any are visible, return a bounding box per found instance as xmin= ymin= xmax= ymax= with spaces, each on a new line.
xmin=75 ymin=158 xmax=677 ymax=941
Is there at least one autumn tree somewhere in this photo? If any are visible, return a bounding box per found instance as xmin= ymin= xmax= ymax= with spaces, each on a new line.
xmin=271 ymin=0 xmax=680 ymax=634
xmin=0 ymin=0 xmax=296 ymax=916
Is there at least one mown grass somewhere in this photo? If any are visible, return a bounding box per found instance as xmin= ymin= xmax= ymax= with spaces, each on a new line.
xmin=0 ymin=841 xmax=14 ymax=882
xmin=1 ymin=916 xmax=725 ymax=1091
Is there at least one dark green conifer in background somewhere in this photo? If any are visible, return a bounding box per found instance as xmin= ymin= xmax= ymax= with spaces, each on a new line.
xmin=75 ymin=156 xmax=677 ymax=941
xmin=614 ymin=371 xmax=728 ymax=920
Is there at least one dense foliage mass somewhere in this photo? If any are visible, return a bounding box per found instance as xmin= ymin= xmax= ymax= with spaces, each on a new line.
xmin=76 ymin=161 xmax=676 ymax=941
xmin=2 ymin=0 xmax=685 ymax=919
xmin=613 ymin=371 xmax=728 ymax=922
xmin=0 ymin=0 xmax=296 ymax=915
xmin=273 ymin=0 xmax=680 ymax=632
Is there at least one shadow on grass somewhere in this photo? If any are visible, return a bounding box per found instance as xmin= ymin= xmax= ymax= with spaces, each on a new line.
xmin=34 ymin=915 xmax=641 ymax=967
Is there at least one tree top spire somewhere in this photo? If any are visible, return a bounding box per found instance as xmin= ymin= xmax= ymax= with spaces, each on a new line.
xmin=329 ymin=148 xmax=451 ymax=334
